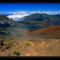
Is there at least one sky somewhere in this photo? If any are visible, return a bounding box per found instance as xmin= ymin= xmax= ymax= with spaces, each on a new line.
xmin=0 ymin=4 xmax=60 ymax=21
xmin=0 ymin=4 xmax=60 ymax=12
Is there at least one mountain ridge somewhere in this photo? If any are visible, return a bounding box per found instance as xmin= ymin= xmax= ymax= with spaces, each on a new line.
xmin=18 ymin=13 xmax=60 ymax=31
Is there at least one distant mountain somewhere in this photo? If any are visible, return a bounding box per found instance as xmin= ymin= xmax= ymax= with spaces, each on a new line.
xmin=18 ymin=13 xmax=60 ymax=31
xmin=0 ymin=15 xmax=26 ymax=38
xmin=0 ymin=15 xmax=15 ymax=36
xmin=0 ymin=13 xmax=60 ymax=39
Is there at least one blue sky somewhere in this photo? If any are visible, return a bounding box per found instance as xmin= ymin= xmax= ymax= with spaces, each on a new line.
xmin=0 ymin=4 xmax=60 ymax=12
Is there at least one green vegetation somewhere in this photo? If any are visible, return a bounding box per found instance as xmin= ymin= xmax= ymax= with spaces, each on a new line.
xmin=13 ymin=50 xmax=21 ymax=56
xmin=4 ymin=40 xmax=13 ymax=49
xmin=40 ymin=33 xmax=46 ymax=35
xmin=0 ymin=39 xmax=4 ymax=51
xmin=24 ymin=40 xmax=31 ymax=46
xmin=0 ymin=40 xmax=13 ymax=51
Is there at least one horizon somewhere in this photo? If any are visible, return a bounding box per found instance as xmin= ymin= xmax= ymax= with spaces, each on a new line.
xmin=0 ymin=4 xmax=60 ymax=21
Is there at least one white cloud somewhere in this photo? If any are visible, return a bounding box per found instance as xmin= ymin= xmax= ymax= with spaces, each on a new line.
xmin=7 ymin=11 xmax=30 ymax=21
xmin=6 ymin=11 xmax=60 ymax=21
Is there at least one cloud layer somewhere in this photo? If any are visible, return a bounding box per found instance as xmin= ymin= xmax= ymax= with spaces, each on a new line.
xmin=7 ymin=12 xmax=30 ymax=20
xmin=6 ymin=11 xmax=60 ymax=21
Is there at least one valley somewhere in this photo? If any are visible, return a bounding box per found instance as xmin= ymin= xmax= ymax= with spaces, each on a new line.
xmin=0 ymin=13 xmax=60 ymax=56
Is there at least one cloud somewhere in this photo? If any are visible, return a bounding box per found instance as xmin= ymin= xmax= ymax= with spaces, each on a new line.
xmin=7 ymin=11 xmax=30 ymax=20
xmin=7 ymin=11 xmax=60 ymax=21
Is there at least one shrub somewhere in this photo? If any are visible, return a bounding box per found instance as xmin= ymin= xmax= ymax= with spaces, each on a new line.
xmin=0 ymin=47 xmax=5 ymax=51
xmin=24 ymin=40 xmax=31 ymax=46
xmin=4 ymin=40 xmax=13 ymax=49
xmin=13 ymin=50 xmax=21 ymax=56
xmin=40 ymin=33 xmax=46 ymax=35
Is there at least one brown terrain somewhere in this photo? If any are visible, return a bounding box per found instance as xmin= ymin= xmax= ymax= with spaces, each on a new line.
xmin=0 ymin=26 xmax=60 ymax=56
xmin=29 ymin=26 xmax=60 ymax=38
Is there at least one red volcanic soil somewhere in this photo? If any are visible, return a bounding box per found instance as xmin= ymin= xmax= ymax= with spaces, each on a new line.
xmin=29 ymin=26 xmax=60 ymax=38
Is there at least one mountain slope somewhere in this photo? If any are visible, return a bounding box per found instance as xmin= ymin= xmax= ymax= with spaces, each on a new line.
xmin=29 ymin=26 xmax=60 ymax=38
xmin=0 ymin=15 xmax=26 ymax=38
xmin=18 ymin=13 xmax=60 ymax=31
